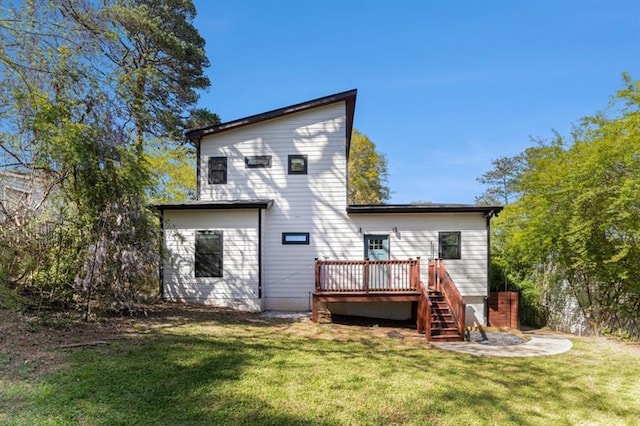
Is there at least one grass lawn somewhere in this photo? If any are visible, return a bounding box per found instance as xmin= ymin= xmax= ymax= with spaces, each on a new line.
xmin=1 ymin=307 xmax=639 ymax=425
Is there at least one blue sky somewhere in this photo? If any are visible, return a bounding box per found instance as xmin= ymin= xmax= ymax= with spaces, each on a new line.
xmin=192 ymin=0 xmax=640 ymax=204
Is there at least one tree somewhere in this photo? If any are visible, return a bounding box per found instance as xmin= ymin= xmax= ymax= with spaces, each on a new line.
xmin=185 ymin=108 xmax=221 ymax=131
xmin=484 ymin=74 xmax=640 ymax=336
xmin=475 ymin=155 xmax=524 ymax=205
xmin=146 ymin=143 xmax=196 ymax=202
xmin=348 ymin=129 xmax=390 ymax=204
xmin=0 ymin=0 xmax=212 ymax=315
xmin=58 ymin=0 xmax=211 ymax=152
xmin=146 ymin=108 xmax=220 ymax=203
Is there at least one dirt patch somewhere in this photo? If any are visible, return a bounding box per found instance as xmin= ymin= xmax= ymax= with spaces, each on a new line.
xmin=276 ymin=313 xmax=431 ymax=349
xmin=4 ymin=303 xmax=636 ymax=379
xmin=0 ymin=308 xmax=136 ymax=379
xmin=0 ymin=304 xmax=327 ymax=378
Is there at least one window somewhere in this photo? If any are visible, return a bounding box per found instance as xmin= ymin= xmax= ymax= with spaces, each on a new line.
xmin=368 ymin=238 xmax=384 ymax=251
xmin=245 ymin=155 xmax=272 ymax=168
xmin=208 ymin=157 xmax=227 ymax=184
xmin=439 ymin=232 xmax=461 ymax=259
xmin=282 ymin=232 xmax=310 ymax=245
xmin=288 ymin=155 xmax=308 ymax=175
xmin=195 ymin=231 xmax=223 ymax=277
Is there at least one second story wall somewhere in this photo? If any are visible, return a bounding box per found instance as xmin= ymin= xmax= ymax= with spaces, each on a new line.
xmin=198 ymin=102 xmax=348 ymax=213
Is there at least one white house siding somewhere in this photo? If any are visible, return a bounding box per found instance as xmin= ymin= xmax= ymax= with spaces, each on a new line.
xmin=347 ymin=213 xmax=488 ymax=292
xmin=162 ymin=209 xmax=261 ymax=311
xmin=342 ymin=213 xmax=489 ymax=324
xmin=198 ymin=102 xmax=358 ymax=311
xmin=191 ymin=100 xmax=491 ymax=323
xmin=0 ymin=171 xmax=49 ymax=222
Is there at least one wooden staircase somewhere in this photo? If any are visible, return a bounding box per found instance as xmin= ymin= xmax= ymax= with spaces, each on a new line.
xmin=428 ymin=290 xmax=464 ymax=341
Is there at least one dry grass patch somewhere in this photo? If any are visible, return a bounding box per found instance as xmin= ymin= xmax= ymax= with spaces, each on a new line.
xmin=1 ymin=304 xmax=639 ymax=425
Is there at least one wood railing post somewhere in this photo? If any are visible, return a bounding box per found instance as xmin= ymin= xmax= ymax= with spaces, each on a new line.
xmin=417 ymin=282 xmax=423 ymax=332
xmin=363 ymin=258 xmax=370 ymax=293
xmin=425 ymin=295 xmax=432 ymax=341
xmin=314 ymin=258 xmax=321 ymax=291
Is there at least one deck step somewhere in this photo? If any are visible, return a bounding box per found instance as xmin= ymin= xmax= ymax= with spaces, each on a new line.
xmin=431 ymin=327 xmax=460 ymax=334
xmin=426 ymin=292 xmax=464 ymax=341
xmin=430 ymin=334 xmax=464 ymax=342
xmin=432 ymin=323 xmax=455 ymax=328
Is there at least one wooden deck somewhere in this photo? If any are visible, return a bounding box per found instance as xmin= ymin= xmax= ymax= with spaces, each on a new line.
xmin=313 ymin=258 xmax=466 ymax=341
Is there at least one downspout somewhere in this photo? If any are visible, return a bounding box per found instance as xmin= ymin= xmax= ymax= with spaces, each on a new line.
xmin=159 ymin=209 xmax=164 ymax=298
xmin=258 ymin=208 xmax=263 ymax=299
xmin=195 ymin=137 xmax=202 ymax=200
xmin=484 ymin=209 xmax=496 ymax=325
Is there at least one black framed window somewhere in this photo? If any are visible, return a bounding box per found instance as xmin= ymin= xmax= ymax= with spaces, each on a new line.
xmin=439 ymin=231 xmax=461 ymax=259
xmin=208 ymin=157 xmax=227 ymax=184
xmin=195 ymin=231 xmax=223 ymax=277
xmin=282 ymin=232 xmax=310 ymax=245
xmin=288 ymin=155 xmax=308 ymax=175
xmin=245 ymin=155 xmax=272 ymax=168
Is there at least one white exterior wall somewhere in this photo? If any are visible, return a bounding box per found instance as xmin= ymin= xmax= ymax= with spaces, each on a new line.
xmin=346 ymin=213 xmax=488 ymax=295
xmin=191 ymin=101 xmax=490 ymax=324
xmin=338 ymin=213 xmax=489 ymax=324
xmin=199 ymin=103 xmax=359 ymax=311
xmin=162 ymin=209 xmax=261 ymax=311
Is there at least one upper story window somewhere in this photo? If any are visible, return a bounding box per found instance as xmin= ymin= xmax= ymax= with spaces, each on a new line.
xmin=245 ymin=155 xmax=272 ymax=168
xmin=208 ymin=157 xmax=227 ymax=184
xmin=288 ymin=154 xmax=308 ymax=175
xmin=439 ymin=231 xmax=461 ymax=259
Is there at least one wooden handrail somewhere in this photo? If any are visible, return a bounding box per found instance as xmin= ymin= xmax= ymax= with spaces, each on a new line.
xmin=416 ymin=281 xmax=432 ymax=341
xmin=435 ymin=259 xmax=466 ymax=338
xmin=315 ymin=258 xmax=420 ymax=293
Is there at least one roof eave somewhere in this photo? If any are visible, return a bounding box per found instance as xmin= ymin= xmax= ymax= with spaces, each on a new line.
xmin=154 ymin=199 xmax=274 ymax=211
xmin=346 ymin=204 xmax=504 ymax=215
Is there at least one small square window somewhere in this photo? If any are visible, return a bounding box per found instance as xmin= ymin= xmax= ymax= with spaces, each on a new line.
xmin=245 ymin=155 xmax=272 ymax=168
xmin=288 ymin=155 xmax=308 ymax=175
xmin=439 ymin=231 xmax=461 ymax=259
xmin=369 ymin=239 xmax=384 ymax=251
xmin=282 ymin=232 xmax=310 ymax=245
xmin=208 ymin=157 xmax=227 ymax=184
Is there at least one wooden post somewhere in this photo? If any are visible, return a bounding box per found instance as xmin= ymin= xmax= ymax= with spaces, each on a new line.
xmin=363 ymin=258 xmax=370 ymax=293
xmin=312 ymin=294 xmax=319 ymax=322
xmin=417 ymin=294 xmax=424 ymax=333
xmin=427 ymin=260 xmax=434 ymax=291
xmin=314 ymin=258 xmax=321 ymax=291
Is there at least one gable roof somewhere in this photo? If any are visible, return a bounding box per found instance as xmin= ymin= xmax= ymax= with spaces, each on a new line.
xmin=185 ymin=89 xmax=357 ymax=150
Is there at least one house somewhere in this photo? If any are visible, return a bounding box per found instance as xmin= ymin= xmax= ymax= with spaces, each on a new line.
xmin=156 ymin=90 xmax=502 ymax=340
xmin=0 ymin=170 xmax=50 ymax=224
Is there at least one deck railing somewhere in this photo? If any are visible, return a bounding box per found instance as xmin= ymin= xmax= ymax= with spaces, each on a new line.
xmin=430 ymin=259 xmax=466 ymax=338
xmin=416 ymin=280 xmax=432 ymax=340
xmin=314 ymin=258 xmax=421 ymax=293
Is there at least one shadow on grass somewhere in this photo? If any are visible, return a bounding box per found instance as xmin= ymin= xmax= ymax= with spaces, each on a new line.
xmin=26 ymin=334 xmax=321 ymax=425
xmin=5 ymin=308 xmax=639 ymax=425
